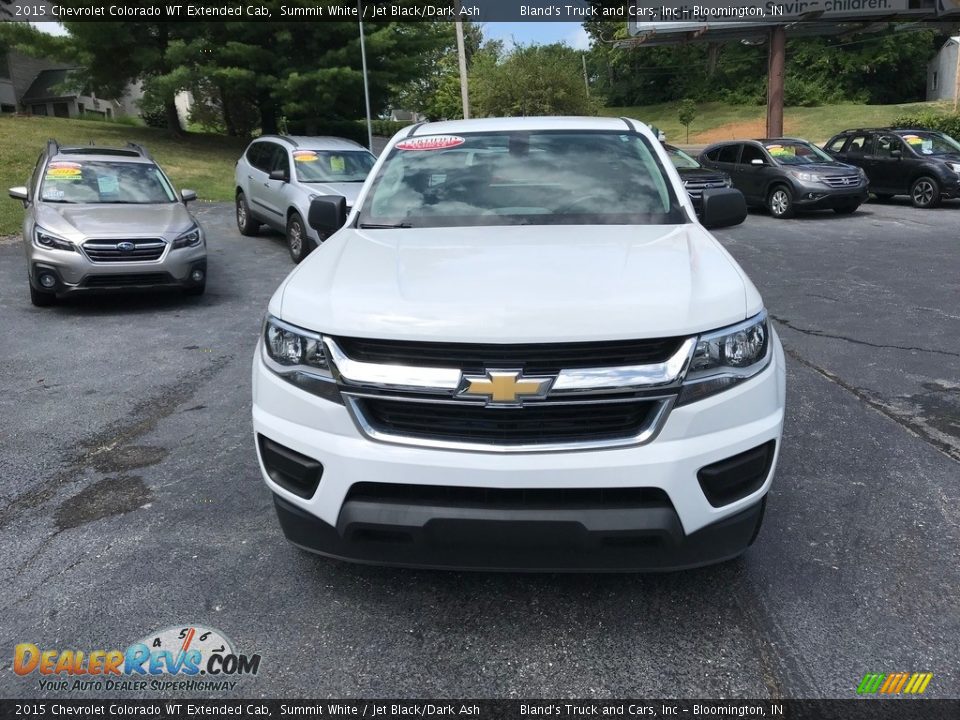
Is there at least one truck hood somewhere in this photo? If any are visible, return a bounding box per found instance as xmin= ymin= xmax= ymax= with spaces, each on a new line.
xmin=276 ymin=224 xmax=761 ymax=343
xmin=33 ymin=202 xmax=195 ymax=239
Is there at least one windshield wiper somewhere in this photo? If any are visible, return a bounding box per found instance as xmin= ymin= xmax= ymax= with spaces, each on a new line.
xmin=42 ymin=199 xmax=77 ymax=204
xmin=359 ymin=222 xmax=413 ymax=229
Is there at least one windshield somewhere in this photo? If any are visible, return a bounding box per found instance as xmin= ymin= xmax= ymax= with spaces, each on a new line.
xmin=764 ymin=142 xmax=834 ymax=166
xmin=39 ymin=160 xmax=177 ymax=204
xmin=294 ymin=149 xmax=375 ymax=183
xmin=666 ymin=146 xmax=700 ymax=169
xmin=358 ymin=130 xmax=686 ymax=228
xmin=900 ymin=132 xmax=960 ymax=156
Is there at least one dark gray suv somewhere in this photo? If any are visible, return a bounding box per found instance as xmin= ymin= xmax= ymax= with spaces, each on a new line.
xmin=699 ymin=138 xmax=868 ymax=218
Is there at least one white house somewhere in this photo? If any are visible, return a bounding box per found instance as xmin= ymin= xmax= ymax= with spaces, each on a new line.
xmin=927 ymin=36 xmax=960 ymax=101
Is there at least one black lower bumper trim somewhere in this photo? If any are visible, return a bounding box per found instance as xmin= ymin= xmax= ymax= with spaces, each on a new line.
xmin=272 ymin=492 xmax=765 ymax=572
xmin=793 ymin=189 xmax=868 ymax=208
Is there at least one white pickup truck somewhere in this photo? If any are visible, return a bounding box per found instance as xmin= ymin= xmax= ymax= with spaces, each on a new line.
xmin=252 ymin=116 xmax=786 ymax=571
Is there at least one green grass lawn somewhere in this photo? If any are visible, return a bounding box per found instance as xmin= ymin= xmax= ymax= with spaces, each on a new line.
xmin=0 ymin=115 xmax=246 ymax=236
xmin=600 ymin=100 xmax=953 ymax=145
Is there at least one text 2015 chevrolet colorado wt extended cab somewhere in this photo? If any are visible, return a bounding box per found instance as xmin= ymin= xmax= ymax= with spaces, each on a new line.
xmin=252 ymin=117 xmax=786 ymax=571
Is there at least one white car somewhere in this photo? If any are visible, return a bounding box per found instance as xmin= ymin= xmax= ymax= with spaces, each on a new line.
xmin=252 ymin=116 xmax=786 ymax=571
xmin=234 ymin=135 xmax=375 ymax=263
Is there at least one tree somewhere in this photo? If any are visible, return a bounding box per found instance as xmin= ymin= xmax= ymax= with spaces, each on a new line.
xmin=471 ymin=43 xmax=598 ymax=118
xmin=678 ymin=99 xmax=697 ymax=143
xmin=6 ymin=10 xmax=447 ymax=136
xmin=582 ymin=20 xmax=946 ymax=108
xmin=390 ymin=22 xmax=482 ymax=120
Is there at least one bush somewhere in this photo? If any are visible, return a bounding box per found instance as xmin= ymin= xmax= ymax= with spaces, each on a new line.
xmin=890 ymin=112 xmax=960 ymax=139
xmin=371 ymin=119 xmax=410 ymax=137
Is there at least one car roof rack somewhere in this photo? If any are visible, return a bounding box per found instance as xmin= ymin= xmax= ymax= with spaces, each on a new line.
xmin=838 ymin=127 xmax=892 ymax=133
xmin=257 ymin=134 xmax=299 ymax=147
xmin=54 ymin=141 xmax=153 ymax=160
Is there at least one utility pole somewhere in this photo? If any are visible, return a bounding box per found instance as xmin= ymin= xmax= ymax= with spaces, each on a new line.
xmin=358 ymin=0 xmax=373 ymax=150
xmin=766 ymin=25 xmax=786 ymax=138
xmin=582 ymin=52 xmax=589 ymax=96
xmin=454 ymin=9 xmax=470 ymax=119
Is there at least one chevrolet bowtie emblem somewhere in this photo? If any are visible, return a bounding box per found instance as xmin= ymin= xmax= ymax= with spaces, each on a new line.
xmin=458 ymin=370 xmax=553 ymax=404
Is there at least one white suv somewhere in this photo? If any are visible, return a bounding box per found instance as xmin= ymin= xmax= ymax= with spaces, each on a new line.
xmin=234 ymin=135 xmax=375 ymax=262
xmin=252 ymin=117 xmax=786 ymax=571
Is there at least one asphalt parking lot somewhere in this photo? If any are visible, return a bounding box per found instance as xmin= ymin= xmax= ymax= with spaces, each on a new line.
xmin=0 ymin=199 xmax=957 ymax=699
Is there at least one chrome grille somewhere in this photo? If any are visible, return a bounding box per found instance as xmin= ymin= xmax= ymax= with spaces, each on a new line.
xmin=354 ymin=396 xmax=661 ymax=446
xmin=683 ymin=180 xmax=727 ymax=196
xmin=326 ymin=336 xmax=694 ymax=452
xmin=822 ymin=175 xmax=860 ymax=188
xmin=332 ymin=336 xmax=685 ymax=372
xmin=83 ymin=239 xmax=166 ymax=263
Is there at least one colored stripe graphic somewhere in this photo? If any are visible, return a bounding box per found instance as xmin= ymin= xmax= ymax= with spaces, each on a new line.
xmin=858 ymin=673 xmax=933 ymax=695
xmin=857 ymin=674 xmax=885 ymax=694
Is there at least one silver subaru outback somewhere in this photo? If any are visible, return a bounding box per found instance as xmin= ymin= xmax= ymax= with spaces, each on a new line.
xmin=8 ymin=140 xmax=207 ymax=307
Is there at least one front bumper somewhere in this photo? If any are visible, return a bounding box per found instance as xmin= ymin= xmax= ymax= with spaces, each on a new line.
xmin=791 ymin=182 xmax=868 ymax=209
xmin=252 ymin=331 xmax=786 ymax=571
xmin=27 ymin=242 xmax=207 ymax=294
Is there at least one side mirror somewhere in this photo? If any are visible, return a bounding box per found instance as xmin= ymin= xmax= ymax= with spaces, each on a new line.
xmin=269 ymin=169 xmax=289 ymax=182
xmin=700 ymin=188 xmax=747 ymax=229
xmin=9 ymin=186 xmax=28 ymax=205
xmin=890 ymin=149 xmax=902 ymax=159
xmin=750 ymin=158 xmax=765 ymax=166
xmin=181 ymin=189 xmax=197 ymax=203
xmin=308 ymin=195 xmax=347 ymax=237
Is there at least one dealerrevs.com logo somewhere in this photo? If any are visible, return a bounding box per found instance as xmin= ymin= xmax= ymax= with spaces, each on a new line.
xmin=13 ymin=625 xmax=261 ymax=693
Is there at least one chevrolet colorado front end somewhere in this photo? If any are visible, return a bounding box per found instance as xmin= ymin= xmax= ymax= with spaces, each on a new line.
xmin=252 ymin=117 xmax=786 ymax=571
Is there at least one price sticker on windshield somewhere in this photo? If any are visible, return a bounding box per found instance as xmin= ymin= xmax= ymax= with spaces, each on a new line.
xmin=293 ymin=150 xmax=318 ymax=163
xmin=395 ymin=135 xmax=465 ymax=151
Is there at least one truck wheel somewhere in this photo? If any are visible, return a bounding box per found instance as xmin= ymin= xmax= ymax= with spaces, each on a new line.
xmin=30 ymin=284 xmax=56 ymax=307
xmin=767 ymin=185 xmax=794 ymax=219
xmin=910 ymin=177 xmax=941 ymax=208
xmin=236 ymin=191 xmax=260 ymax=236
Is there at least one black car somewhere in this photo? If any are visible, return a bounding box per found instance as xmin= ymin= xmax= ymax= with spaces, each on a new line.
xmin=663 ymin=144 xmax=732 ymax=214
xmin=824 ymin=128 xmax=960 ymax=208
xmin=699 ymin=138 xmax=868 ymax=218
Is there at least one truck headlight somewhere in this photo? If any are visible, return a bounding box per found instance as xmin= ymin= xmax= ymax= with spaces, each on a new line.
xmin=35 ymin=228 xmax=75 ymax=252
xmin=678 ymin=311 xmax=770 ymax=405
xmin=261 ymin=316 xmax=341 ymax=401
xmin=172 ymin=225 xmax=202 ymax=249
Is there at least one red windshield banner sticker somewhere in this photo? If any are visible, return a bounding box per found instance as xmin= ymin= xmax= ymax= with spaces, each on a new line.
xmin=395 ymin=136 xmax=465 ymax=151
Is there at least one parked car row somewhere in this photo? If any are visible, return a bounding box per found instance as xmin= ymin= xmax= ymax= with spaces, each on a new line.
xmin=690 ymin=127 xmax=960 ymax=218
xmin=9 ymin=124 xmax=960 ymax=308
